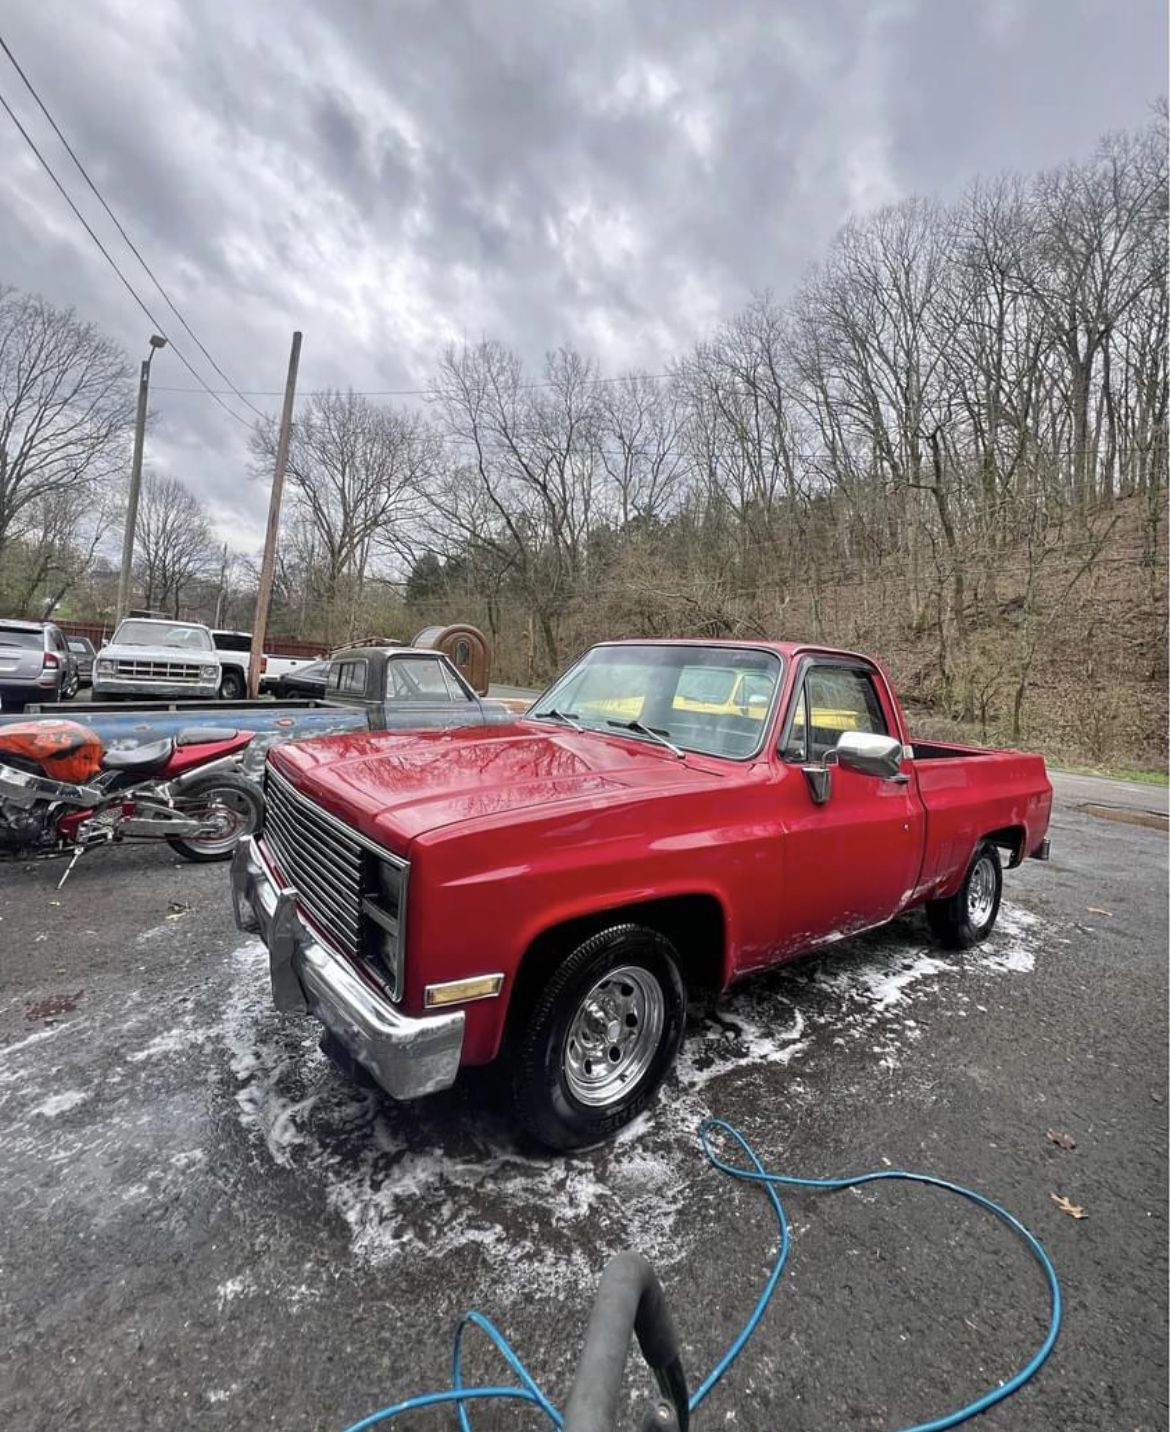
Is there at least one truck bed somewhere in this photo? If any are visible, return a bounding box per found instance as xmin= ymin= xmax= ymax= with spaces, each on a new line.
xmin=910 ymin=740 xmax=1052 ymax=892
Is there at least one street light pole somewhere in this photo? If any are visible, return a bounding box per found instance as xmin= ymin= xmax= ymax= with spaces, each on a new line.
xmin=115 ymin=334 xmax=167 ymax=624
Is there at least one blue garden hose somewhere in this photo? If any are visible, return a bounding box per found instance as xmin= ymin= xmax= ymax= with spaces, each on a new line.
xmin=340 ymin=1117 xmax=1061 ymax=1431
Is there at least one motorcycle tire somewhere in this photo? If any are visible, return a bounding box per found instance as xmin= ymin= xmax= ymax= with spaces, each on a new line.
xmin=166 ymin=771 xmax=264 ymax=863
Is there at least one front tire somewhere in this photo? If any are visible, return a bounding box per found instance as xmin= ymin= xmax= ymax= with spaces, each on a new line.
xmin=511 ymin=924 xmax=686 ymax=1150
xmin=926 ymin=840 xmax=1002 ymax=949
xmin=218 ymin=669 xmax=246 ymax=701
xmin=166 ymin=771 xmax=264 ymax=862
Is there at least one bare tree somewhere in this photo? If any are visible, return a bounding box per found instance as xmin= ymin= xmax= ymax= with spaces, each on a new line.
xmin=251 ymin=390 xmax=434 ymax=639
xmin=134 ymin=474 xmax=214 ymax=615
xmin=427 ymin=342 xmax=604 ymax=668
xmin=0 ymin=287 xmax=132 ymax=568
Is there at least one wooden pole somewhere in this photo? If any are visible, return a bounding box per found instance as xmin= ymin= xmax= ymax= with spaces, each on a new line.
xmin=248 ymin=331 xmax=302 ymax=698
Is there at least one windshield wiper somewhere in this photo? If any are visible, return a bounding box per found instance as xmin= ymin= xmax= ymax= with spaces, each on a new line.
xmin=605 ymin=718 xmax=685 ymax=759
xmin=533 ymin=707 xmax=583 ymax=732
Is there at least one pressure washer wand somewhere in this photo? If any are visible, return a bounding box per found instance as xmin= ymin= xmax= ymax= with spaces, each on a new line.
xmin=562 ymin=1251 xmax=689 ymax=1432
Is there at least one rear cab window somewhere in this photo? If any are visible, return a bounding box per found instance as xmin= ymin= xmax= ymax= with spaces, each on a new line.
xmin=329 ymin=659 xmax=369 ymax=697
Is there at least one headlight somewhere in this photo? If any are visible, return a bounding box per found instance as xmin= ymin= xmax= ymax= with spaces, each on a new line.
xmin=96 ymin=659 xmax=114 ymax=675
xmin=361 ymin=858 xmax=408 ymax=999
xmin=200 ymin=664 xmax=219 ymax=679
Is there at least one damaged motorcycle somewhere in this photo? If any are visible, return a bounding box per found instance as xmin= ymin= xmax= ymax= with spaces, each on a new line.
xmin=0 ymin=718 xmax=264 ymax=877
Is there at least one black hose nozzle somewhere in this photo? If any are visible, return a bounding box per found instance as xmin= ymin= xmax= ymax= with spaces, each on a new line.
xmin=563 ymin=1251 xmax=688 ymax=1432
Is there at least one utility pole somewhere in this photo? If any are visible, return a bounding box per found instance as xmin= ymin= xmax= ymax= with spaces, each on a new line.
xmin=115 ymin=334 xmax=167 ymax=624
xmin=248 ymin=331 xmax=302 ymax=697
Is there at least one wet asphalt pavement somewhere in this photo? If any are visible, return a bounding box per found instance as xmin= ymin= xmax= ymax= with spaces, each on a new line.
xmin=0 ymin=772 xmax=1166 ymax=1432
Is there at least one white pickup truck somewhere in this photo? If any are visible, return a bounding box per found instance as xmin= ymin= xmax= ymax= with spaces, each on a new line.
xmin=94 ymin=618 xmax=222 ymax=701
xmin=210 ymin=630 xmax=318 ymax=700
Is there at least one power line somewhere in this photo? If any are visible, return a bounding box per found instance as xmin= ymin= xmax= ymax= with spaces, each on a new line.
xmin=0 ymin=33 xmax=267 ymax=423
xmin=152 ymin=372 xmax=674 ymax=398
xmin=0 ymin=75 xmax=254 ymax=429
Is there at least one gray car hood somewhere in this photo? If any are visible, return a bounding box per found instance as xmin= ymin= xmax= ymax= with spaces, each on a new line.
xmin=99 ymin=643 xmax=221 ymax=665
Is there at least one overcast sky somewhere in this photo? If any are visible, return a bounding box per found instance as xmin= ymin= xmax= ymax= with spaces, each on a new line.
xmin=0 ymin=0 xmax=1164 ymax=549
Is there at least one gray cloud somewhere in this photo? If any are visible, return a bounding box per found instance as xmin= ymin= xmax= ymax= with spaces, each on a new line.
xmin=0 ymin=0 xmax=1163 ymax=548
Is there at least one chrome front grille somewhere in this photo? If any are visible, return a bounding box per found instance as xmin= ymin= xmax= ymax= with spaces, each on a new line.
xmin=261 ymin=765 xmax=407 ymax=997
xmin=113 ymin=659 xmax=204 ymax=681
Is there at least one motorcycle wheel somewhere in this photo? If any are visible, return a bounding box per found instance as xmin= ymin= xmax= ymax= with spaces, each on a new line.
xmin=166 ymin=771 xmax=264 ymax=863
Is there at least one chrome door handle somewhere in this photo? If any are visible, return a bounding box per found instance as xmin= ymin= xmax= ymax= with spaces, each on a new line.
xmin=888 ymin=772 xmax=911 ymax=785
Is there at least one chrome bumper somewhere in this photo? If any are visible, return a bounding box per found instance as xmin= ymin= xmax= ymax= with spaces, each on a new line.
xmin=93 ymin=680 xmax=219 ymax=699
xmin=230 ymin=835 xmax=464 ymax=1099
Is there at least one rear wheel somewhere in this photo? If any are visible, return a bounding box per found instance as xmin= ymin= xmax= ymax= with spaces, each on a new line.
xmin=511 ymin=924 xmax=686 ymax=1150
xmin=926 ymin=840 xmax=1003 ymax=949
xmin=166 ymin=771 xmax=264 ymax=862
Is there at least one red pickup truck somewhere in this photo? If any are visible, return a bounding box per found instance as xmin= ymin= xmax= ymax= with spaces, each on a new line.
xmin=232 ymin=640 xmax=1052 ymax=1148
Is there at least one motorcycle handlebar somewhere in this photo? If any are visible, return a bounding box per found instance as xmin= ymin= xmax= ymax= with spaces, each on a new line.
xmin=562 ymin=1251 xmax=688 ymax=1432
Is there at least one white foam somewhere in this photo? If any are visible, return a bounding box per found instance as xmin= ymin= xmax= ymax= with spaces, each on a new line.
xmin=215 ymin=901 xmax=1047 ymax=1287
xmin=28 ymin=1089 xmax=88 ymax=1117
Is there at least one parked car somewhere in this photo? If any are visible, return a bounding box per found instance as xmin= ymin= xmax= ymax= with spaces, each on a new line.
xmin=0 ymin=620 xmax=79 ymax=710
xmin=66 ymin=636 xmax=97 ymax=687
xmin=259 ymin=652 xmax=318 ymax=693
xmin=93 ymin=618 xmax=221 ymax=702
xmin=1 ymin=646 xmax=522 ymax=770
xmin=233 ymin=638 xmax=1054 ymax=1150
xmin=210 ymin=630 xmax=320 ymax=699
xmin=209 ymin=630 xmax=253 ymax=700
xmin=266 ymin=657 xmax=331 ymax=699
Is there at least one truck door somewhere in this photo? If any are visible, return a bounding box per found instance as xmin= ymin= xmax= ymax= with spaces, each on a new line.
xmin=769 ymin=659 xmax=925 ymax=956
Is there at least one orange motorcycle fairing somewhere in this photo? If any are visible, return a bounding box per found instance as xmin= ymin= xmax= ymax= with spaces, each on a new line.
xmin=0 ymin=719 xmax=105 ymax=783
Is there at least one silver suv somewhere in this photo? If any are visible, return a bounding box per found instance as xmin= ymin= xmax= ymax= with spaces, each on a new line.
xmin=0 ymin=620 xmax=80 ymax=710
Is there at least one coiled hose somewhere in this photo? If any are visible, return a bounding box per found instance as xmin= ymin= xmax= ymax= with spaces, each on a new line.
xmin=339 ymin=1117 xmax=1061 ymax=1431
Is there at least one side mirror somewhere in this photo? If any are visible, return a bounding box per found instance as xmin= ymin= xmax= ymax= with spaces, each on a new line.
xmin=801 ymin=731 xmax=905 ymax=805
xmin=835 ymin=730 xmax=905 ymax=779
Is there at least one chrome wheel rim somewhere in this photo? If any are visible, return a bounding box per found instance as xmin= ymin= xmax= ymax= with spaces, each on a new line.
xmin=967 ymin=855 xmax=997 ymax=927
xmin=564 ymin=965 xmax=665 ymax=1108
xmin=178 ymin=789 xmax=254 ymax=855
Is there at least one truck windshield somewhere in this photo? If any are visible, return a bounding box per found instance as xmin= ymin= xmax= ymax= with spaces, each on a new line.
xmin=531 ymin=644 xmax=782 ymax=760
xmin=113 ymin=621 xmax=213 ymax=651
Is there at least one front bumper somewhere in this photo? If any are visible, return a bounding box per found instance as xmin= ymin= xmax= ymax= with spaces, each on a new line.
xmin=230 ymin=835 xmax=464 ymax=1100
xmin=93 ymin=679 xmax=219 ymax=700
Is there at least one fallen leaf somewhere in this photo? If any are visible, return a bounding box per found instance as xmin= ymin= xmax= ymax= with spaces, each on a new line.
xmin=1050 ymin=1193 xmax=1087 ymax=1219
xmin=1086 ymin=906 xmax=1113 ymax=916
xmin=1046 ymin=1129 xmax=1078 ymax=1151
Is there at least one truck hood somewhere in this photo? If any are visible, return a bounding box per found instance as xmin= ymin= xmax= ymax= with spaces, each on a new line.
xmin=99 ymin=643 xmax=220 ymax=665
xmin=268 ymin=721 xmax=727 ymax=850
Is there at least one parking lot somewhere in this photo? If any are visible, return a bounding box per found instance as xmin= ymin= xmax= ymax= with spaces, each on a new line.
xmin=1 ymin=771 xmax=1166 ymax=1431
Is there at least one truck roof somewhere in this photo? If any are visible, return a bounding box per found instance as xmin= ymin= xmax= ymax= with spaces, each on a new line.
xmin=594 ymin=637 xmax=881 ymax=664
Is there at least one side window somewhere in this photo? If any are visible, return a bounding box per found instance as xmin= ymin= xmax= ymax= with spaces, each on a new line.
xmin=803 ymin=666 xmax=888 ymax=761
xmin=332 ymin=660 xmax=367 ymax=696
xmin=453 ymin=638 xmax=471 ymax=669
